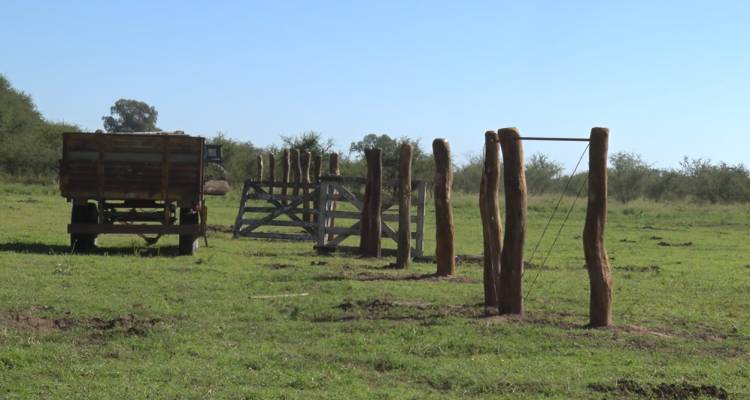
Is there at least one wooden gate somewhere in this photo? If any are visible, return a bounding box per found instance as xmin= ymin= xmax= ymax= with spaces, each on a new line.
xmin=315 ymin=176 xmax=426 ymax=257
xmin=233 ymin=176 xmax=426 ymax=258
xmin=232 ymin=180 xmax=319 ymax=241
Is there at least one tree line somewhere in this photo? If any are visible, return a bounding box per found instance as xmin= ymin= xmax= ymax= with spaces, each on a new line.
xmin=2 ymin=74 xmax=749 ymax=203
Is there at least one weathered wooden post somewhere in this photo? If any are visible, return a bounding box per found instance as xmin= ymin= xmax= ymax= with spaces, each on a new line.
xmin=291 ymin=149 xmax=302 ymax=200
xmin=301 ymin=151 xmax=312 ymax=223
xmin=359 ymin=148 xmax=382 ymax=258
xmin=268 ymin=153 xmax=276 ymax=196
xmin=256 ymin=154 xmax=264 ymax=182
xmin=312 ymin=154 xmax=322 ymax=223
xmin=584 ymin=127 xmax=614 ymax=327
xmin=480 ymin=131 xmax=502 ymax=308
xmin=328 ymin=153 xmax=340 ymax=241
xmin=281 ymin=149 xmax=291 ymax=205
xmin=433 ymin=139 xmax=455 ymax=276
xmin=396 ymin=143 xmax=413 ymax=269
xmin=498 ymin=127 xmax=526 ymax=315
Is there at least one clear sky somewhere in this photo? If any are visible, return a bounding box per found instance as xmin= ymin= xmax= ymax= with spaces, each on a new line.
xmin=2 ymin=0 xmax=749 ymax=168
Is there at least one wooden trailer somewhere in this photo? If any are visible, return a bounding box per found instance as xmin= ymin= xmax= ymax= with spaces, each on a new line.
xmin=59 ymin=131 xmax=209 ymax=255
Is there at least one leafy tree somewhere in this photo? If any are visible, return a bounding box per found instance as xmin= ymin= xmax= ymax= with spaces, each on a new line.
xmin=208 ymin=133 xmax=259 ymax=185
xmin=281 ymin=131 xmax=334 ymax=157
xmin=525 ymin=153 xmax=563 ymax=195
xmin=102 ymin=99 xmax=159 ymax=132
xmin=453 ymin=154 xmax=485 ymax=194
xmin=349 ymin=134 xmax=432 ymax=189
xmin=609 ymin=151 xmax=651 ymax=203
xmin=0 ymin=74 xmax=78 ymax=179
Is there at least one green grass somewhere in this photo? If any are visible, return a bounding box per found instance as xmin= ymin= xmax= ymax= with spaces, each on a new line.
xmin=0 ymin=183 xmax=748 ymax=399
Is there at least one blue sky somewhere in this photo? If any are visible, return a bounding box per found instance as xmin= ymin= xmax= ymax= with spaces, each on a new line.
xmin=2 ymin=1 xmax=749 ymax=168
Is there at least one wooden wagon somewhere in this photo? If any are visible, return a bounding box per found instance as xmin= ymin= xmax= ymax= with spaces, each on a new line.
xmin=59 ymin=131 xmax=209 ymax=255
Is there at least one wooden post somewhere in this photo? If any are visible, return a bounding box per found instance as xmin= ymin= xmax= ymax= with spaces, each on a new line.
xmin=328 ymin=153 xmax=340 ymax=241
xmin=291 ymin=149 xmax=301 ymax=200
xmin=268 ymin=153 xmax=276 ymax=196
xmin=584 ymin=127 xmax=614 ymax=327
xmin=312 ymin=154 xmax=322 ymax=223
xmin=415 ymin=181 xmax=426 ymax=258
xmin=433 ymin=139 xmax=455 ymax=276
xmin=317 ymin=180 xmax=329 ymax=250
xmin=281 ymin=149 xmax=290 ymax=205
xmin=256 ymin=154 xmax=264 ymax=182
xmin=480 ymin=131 xmax=502 ymax=308
xmin=359 ymin=148 xmax=382 ymax=258
xmin=498 ymin=127 xmax=526 ymax=315
xmin=301 ymin=151 xmax=312 ymax=223
xmin=396 ymin=143 xmax=413 ymax=269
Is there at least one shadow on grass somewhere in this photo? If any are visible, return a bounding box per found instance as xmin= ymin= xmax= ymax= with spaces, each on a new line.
xmin=0 ymin=242 xmax=184 ymax=257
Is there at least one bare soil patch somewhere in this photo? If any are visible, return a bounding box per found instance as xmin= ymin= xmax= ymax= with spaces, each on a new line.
xmin=588 ymin=379 xmax=728 ymax=399
xmin=317 ymin=271 xmax=478 ymax=283
xmin=3 ymin=309 xmax=162 ymax=337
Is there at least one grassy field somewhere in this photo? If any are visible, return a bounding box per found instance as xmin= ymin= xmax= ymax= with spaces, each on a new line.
xmin=0 ymin=182 xmax=748 ymax=399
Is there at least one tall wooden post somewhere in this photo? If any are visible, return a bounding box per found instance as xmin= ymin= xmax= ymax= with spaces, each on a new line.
xmin=268 ymin=153 xmax=276 ymax=196
xmin=360 ymin=148 xmax=382 ymax=258
xmin=480 ymin=131 xmax=502 ymax=308
xmin=281 ymin=150 xmax=290 ymax=205
xmin=433 ymin=139 xmax=455 ymax=276
xmin=396 ymin=143 xmax=413 ymax=269
xmin=584 ymin=127 xmax=613 ymax=327
xmin=312 ymin=154 xmax=322 ymax=223
xmin=498 ymin=127 xmax=526 ymax=315
xmin=301 ymin=151 xmax=312 ymax=223
xmin=256 ymin=154 xmax=264 ymax=182
xmin=328 ymin=153 xmax=340 ymax=241
xmin=291 ymin=149 xmax=301 ymax=200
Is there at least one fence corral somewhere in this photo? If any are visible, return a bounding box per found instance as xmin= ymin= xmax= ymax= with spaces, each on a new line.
xmin=233 ymin=150 xmax=426 ymax=259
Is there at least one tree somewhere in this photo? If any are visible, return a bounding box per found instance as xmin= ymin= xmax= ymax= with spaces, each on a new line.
xmin=525 ymin=153 xmax=563 ymax=195
xmin=349 ymin=134 xmax=432 ymax=189
xmin=0 ymin=74 xmax=78 ymax=178
xmin=281 ymin=131 xmax=334 ymax=156
xmin=609 ymin=151 xmax=650 ymax=203
xmin=102 ymin=99 xmax=159 ymax=132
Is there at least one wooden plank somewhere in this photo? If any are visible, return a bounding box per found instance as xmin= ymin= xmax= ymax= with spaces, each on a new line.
xmin=68 ymin=224 xmax=200 ymax=235
xmin=414 ymin=181 xmax=426 ymax=257
xmin=233 ymin=180 xmax=251 ymax=237
xmin=239 ymin=219 xmax=317 ymax=229
xmin=238 ymin=232 xmax=314 ymax=241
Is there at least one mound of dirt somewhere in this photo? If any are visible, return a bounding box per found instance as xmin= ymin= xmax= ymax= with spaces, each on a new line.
xmin=5 ymin=311 xmax=162 ymax=337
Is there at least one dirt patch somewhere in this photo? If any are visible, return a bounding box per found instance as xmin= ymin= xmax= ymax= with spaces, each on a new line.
xmin=649 ymin=236 xmax=664 ymax=240
xmin=3 ymin=311 xmax=162 ymax=337
xmin=266 ymin=263 xmax=297 ymax=269
xmin=619 ymin=238 xmax=638 ymax=243
xmin=588 ymin=379 xmax=728 ymax=399
xmin=318 ymin=271 xmax=477 ymax=283
xmin=207 ymin=224 xmax=234 ymax=233
xmin=657 ymin=241 xmax=693 ymax=247
xmin=316 ymin=299 xmax=483 ymax=322
xmin=617 ymin=265 xmax=661 ymax=273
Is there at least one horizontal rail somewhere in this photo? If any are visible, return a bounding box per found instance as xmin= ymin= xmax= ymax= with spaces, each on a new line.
xmin=68 ymin=224 xmax=200 ymax=235
xmin=518 ymin=136 xmax=590 ymax=142
xmin=238 ymin=219 xmax=317 ymax=229
xmin=237 ymin=232 xmax=314 ymax=241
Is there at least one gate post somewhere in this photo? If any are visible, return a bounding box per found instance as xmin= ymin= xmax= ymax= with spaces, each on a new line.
xmin=498 ymin=127 xmax=526 ymax=315
xmin=433 ymin=139 xmax=455 ymax=276
xmin=360 ymin=148 xmax=382 ymax=258
xmin=396 ymin=143 xmax=413 ymax=269
xmin=585 ymin=127 xmax=613 ymax=327
xmin=328 ymin=153 xmax=340 ymax=241
xmin=480 ymin=131 xmax=502 ymax=308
